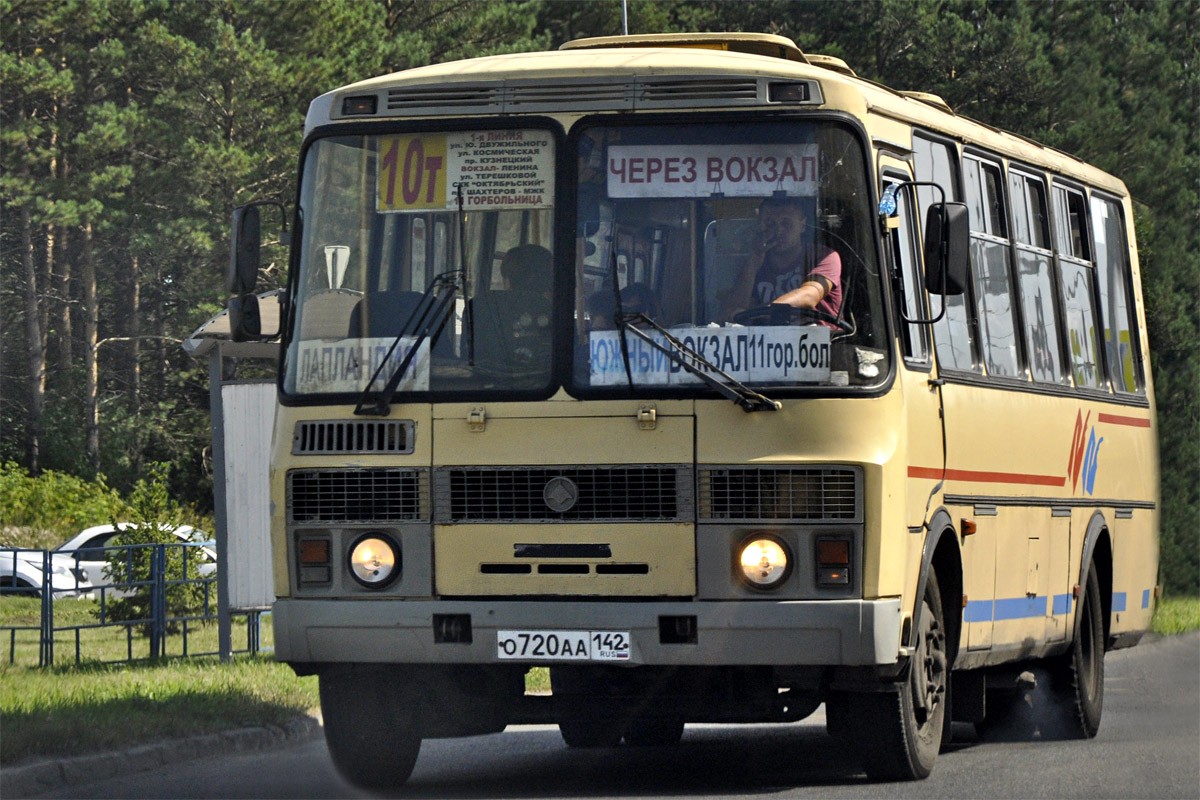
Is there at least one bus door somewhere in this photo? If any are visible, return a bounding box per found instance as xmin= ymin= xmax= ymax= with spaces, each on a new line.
xmin=880 ymin=162 xmax=973 ymax=642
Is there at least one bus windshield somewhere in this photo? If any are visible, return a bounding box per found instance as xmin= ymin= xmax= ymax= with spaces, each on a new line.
xmin=282 ymin=128 xmax=557 ymax=399
xmin=571 ymin=119 xmax=888 ymax=394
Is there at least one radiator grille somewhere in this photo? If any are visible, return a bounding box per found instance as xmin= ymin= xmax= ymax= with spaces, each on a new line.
xmin=434 ymin=466 xmax=692 ymax=522
xmin=292 ymin=420 xmax=414 ymax=455
xmin=698 ymin=466 xmax=860 ymax=522
xmin=288 ymin=468 xmax=429 ymax=523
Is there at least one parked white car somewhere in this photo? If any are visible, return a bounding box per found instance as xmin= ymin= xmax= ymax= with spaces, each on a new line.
xmin=0 ymin=548 xmax=93 ymax=597
xmin=54 ymin=523 xmax=217 ymax=590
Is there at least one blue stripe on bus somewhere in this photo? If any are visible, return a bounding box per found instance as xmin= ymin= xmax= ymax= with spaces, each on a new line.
xmin=994 ymin=596 xmax=1048 ymax=621
xmin=964 ymin=600 xmax=993 ymax=622
xmin=962 ymin=589 xmax=1148 ymax=623
xmin=1052 ymin=594 xmax=1073 ymax=615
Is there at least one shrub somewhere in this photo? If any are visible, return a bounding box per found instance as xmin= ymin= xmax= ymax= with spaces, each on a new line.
xmin=0 ymin=463 xmax=128 ymax=547
xmin=101 ymin=464 xmax=214 ymax=634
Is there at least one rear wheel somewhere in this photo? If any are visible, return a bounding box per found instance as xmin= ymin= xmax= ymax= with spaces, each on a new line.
xmin=829 ymin=571 xmax=948 ymax=780
xmin=319 ymin=669 xmax=422 ymax=790
xmin=1052 ymin=564 xmax=1104 ymax=738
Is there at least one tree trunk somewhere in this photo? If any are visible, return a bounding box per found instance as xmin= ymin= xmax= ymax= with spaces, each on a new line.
xmin=21 ymin=206 xmax=46 ymax=474
xmin=129 ymin=252 xmax=142 ymax=411
xmin=81 ymin=220 xmax=100 ymax=475
xmin=51 ymin=87 xmax=72 ymax=375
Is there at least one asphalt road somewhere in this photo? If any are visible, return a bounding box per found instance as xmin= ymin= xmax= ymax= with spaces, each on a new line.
xmin=39 ymin=631 xmax=1199 ymax=800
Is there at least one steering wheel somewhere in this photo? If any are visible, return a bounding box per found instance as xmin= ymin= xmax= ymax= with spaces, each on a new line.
xmin=732 ymin=303 xmax=853 ymax=333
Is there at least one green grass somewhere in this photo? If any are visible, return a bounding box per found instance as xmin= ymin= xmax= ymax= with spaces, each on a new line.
xmin=0 ymin=596 xmax=267 ymax=666
xmin=0 ymin=657 xmax=320 ymax=765
xmin=1151 ymin=595 xmax=1200 ymax=636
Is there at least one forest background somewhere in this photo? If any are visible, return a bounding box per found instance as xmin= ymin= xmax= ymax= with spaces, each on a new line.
xmin=1 ymin=0 xmax=1196 ymax=593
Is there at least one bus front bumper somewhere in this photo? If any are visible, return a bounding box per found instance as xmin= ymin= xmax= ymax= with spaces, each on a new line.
xmin=272 ymin=597 xmax=903 ymax=667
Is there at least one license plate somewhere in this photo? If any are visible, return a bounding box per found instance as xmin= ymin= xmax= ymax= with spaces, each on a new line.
xmin=496 ymin=630 xmax=631 ymax=661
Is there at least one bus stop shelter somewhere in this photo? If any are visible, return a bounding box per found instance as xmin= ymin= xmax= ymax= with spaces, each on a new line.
xmin=182 ymin=290 xmax=281 ymax=660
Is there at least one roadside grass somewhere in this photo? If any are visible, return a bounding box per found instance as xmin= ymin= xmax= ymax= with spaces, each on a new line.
xmin=0 ymin=657 xmax=319 ymax=765
xmin=1151 ymin=594 xmax=1200 ymax=636
xmin=1 ymin=594 xmax=1195 ymax=766
xmin=0 ymin=596 xmax=265 ymax=667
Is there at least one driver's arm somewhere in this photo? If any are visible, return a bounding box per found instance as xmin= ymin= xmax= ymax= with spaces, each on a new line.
xmin=773 ymin=275 xmax=830 ymax=308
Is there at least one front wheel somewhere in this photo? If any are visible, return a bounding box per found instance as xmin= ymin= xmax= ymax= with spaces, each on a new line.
xmin=319 ymin=668 xmax=422 ymax=790
xmin=829 ymin=572 xmax=948 ymax=781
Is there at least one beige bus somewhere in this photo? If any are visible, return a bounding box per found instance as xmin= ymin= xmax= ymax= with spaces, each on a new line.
xmin=228 ymin=32 xmax=1159 ymax=788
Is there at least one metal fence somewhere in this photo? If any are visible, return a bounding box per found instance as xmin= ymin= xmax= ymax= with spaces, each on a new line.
xmin=0 ymin=543 xmax=269 ymax=667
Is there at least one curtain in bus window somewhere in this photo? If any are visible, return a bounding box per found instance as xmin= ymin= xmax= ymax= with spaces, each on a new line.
xmin=1090 ymin=196 xmax=1140 ymax=393
xmin=964 ymin=159 xmax=1019 ymax=377
xmin=1059 ymin=261 xmax=1102 ymax=389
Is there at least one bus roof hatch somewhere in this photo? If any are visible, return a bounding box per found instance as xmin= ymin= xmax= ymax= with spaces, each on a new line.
xmin=560 ymin=32 xmax=810 ymax=64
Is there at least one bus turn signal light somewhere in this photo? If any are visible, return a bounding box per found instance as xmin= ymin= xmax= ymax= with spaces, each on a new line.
xmin=816 ymin=538 xmax=850 ymax=586
xmin=298 ymin=537 xmax=331 ymax=586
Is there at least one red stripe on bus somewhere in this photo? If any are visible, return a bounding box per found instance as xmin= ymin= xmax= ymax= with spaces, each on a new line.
xmin=907 ymin=466 xmax=1066 ymax=487
xmin=1097 ymin=413 xmax=1151 ymax=428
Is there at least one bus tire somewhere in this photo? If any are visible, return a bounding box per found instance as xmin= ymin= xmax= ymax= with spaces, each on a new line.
xmin=1052 ymin=564 xmax=1104 ymax=738
xmin=623 ymin=715 xmax=685 ymax=747
xmin=558 ymin=715 xmax=623 ymax=748
xmin=834 ymin=572 xmax=948 ymax=781
xmin=319 ymin=669 xmax=422 ymax=790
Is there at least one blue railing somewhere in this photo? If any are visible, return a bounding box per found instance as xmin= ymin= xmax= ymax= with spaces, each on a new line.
xmin=0 ymin=543 xmax=267 ymax=667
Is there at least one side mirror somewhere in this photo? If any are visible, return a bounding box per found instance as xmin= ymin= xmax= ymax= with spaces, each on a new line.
xmin=923 ymin=202 xmax=969 ymax=296
xmin=229 ymin=205 xmax=261 ymax=295
xmin=229 ymin=293 xmax=262 ymax=342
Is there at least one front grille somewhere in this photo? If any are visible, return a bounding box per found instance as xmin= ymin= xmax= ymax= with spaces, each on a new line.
xmin=293 ymin=420 xmax=414 ymax=455
xmin=434 ymin=466 xmax=692 ymax=522
xmin=288 ymin=468 xmax=429 ymax=523
xmin=698 ymin=466 xmax=861 ymax=523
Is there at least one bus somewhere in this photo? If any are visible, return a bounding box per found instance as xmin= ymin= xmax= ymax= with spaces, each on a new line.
xmin=227 ymin=32 xmax=1159 ymax=788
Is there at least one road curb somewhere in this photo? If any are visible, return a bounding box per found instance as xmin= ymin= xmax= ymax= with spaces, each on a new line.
xmin=2 ymin=713 xmax=323 ymax=798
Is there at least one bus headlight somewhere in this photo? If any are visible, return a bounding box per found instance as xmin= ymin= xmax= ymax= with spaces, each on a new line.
xmin=737 ymin=535 xmax=791 ymax=590
xmin=348 ymin=534 xmax=400 ymax=588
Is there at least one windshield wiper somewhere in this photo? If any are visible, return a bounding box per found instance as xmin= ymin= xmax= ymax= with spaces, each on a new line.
xmin=353 ymin=270 xmax=460 ymax=417
xmin=614 ymin=312 xmax=781 ymax=412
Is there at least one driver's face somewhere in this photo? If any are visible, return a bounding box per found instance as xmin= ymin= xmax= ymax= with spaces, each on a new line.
xmin=759 ymin=205 xmax=806 ymax=253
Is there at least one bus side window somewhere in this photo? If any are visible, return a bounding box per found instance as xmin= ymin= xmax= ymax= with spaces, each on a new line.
xmin=913 ymin=134 xmax=978 ymax=373
xmin=1052 ymin=185 xmax=1103 ymax=389
xmin=1090 ymin=194 xmax=1143 ymax=394
xmin=1010 ymin=170 xmax=1067 ymax=385
xmin=963 ymin=156 xmax=1020 ymax=378
xmin=885 ymin=177 xmax=929 ymax=364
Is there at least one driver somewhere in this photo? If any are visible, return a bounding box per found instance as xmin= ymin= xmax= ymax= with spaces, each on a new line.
xmin=725 ymin=196 xmax=842 ymax=324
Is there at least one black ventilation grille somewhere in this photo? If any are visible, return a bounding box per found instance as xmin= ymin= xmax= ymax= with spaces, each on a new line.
xmin=377 ymin=76 xmax=793 ymax=116
xmin=434 ymin=466 xmax=692 ymax=522
xmin=293 ymin=420 xmax=414 ymax=455
xmin=288 ymin=468 xmax=429 ymax=523
xmin=698 ymin=466 xmax=861 ymax=523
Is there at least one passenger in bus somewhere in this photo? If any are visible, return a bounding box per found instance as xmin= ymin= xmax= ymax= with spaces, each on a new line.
xmin=472 ymin=244 xmax=553 ymax=369
xmin=723 ymin=196 xmax=842 ymax=323
xmin=500 ymin=244 xmax=552 ymax=296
